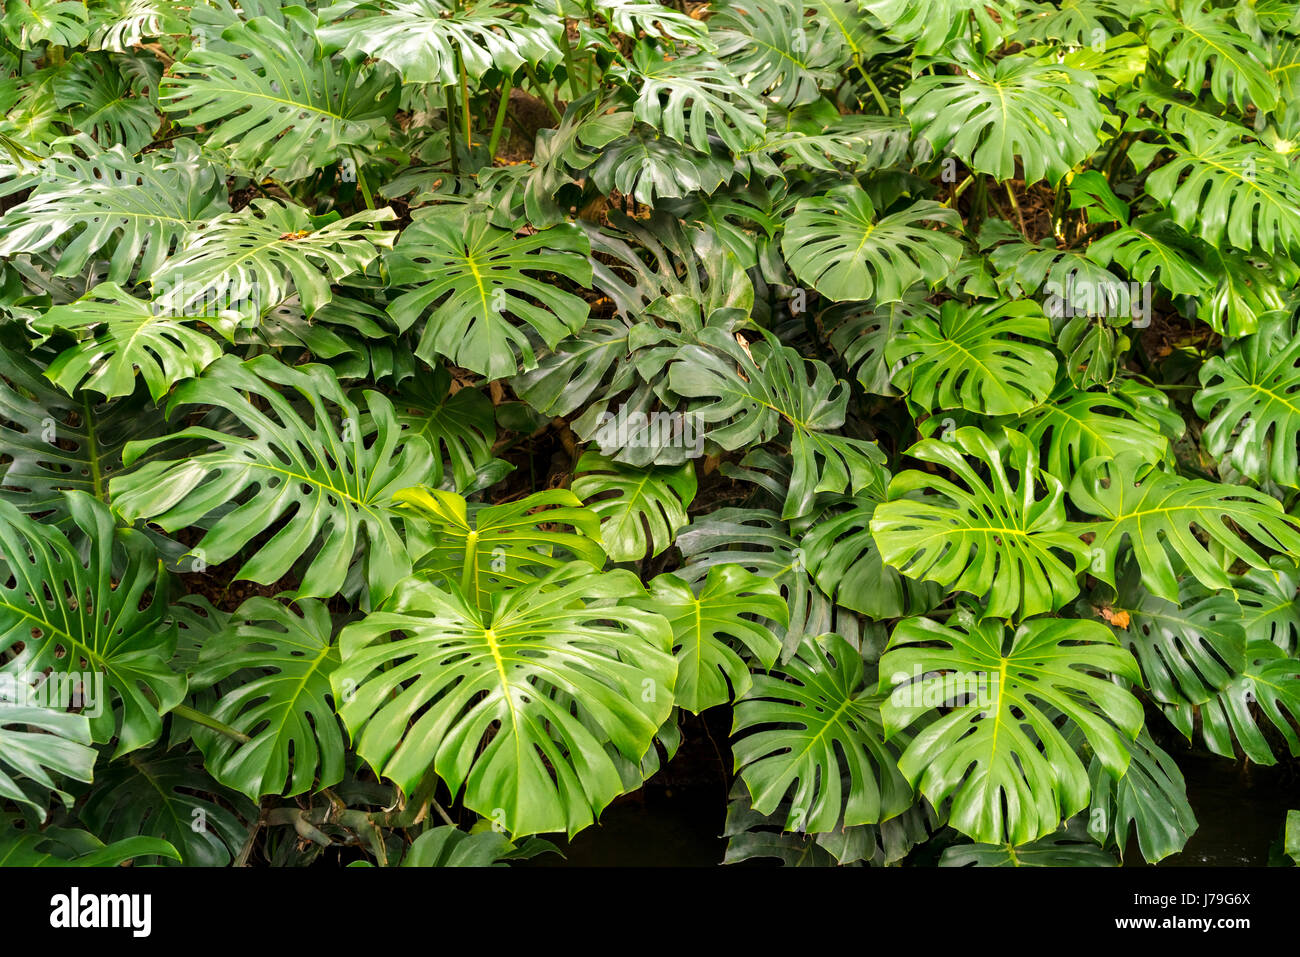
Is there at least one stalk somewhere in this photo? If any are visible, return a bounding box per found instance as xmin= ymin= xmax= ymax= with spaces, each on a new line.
xmin=487 ymin=76 xmax=514 ymax=160
xmin=171 ymin=704 xmax=251 ymax=743
xmin=445 ymin=85 xmax=460 ymax=177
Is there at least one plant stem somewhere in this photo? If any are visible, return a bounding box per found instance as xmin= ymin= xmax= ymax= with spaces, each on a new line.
xmin=1005 ymin=180 xmax=1028 ymax=238
xmin=172 ymin=704 xmax=251 ymax=743
xmin=559 ymin=19 xmax=581 ymax=101
xmin=458 ymin=53 xmax=473 ymax=147
xmin=942 ymin=174 xmax=974 ymax=208
xmin=445 ymin=85 xmax=460 ymax=177
xmin=487 ymin=76 xmax=514 ymax=160
xmin=355 ymin=160 xmax=375 ymax=210
xmin=523 ymin=62 xmax=564 ymax=123
xmin=857 ymin=61 xmax=890 ymax=115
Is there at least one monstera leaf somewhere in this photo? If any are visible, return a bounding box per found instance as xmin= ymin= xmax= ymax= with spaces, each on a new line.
xmin=87 ymin=0 xmax=187 ymax=51
xmin=1235 ymin=557 xmax=1300 ymax=651
xmin=887 ymin=297 xmax=1058 ymax=416
xmin=0 ymin=818 xmax=179 ymax=867
xmin=1145 ymin=0 xmax=1278 ymax=111
xmin=881 ymin=610 xmax=1144 ymax=845
xmin=767 ymin=112 xmax=913 ymax=174
xmin=1195 ymin=317 xmax=1300 ymax=488
xmin=1099 ymin=566 xmax=1247 ymax=706
xmin=571 ymin=451 xmax=696 ymax=562
xmin=676 ymin=508 xmax=846 ymax=657
xmin=1015 ymin=381 xmax=1174 ymax=484
xmin=732 ymin=633 xmax=913 ymax=833
xmin=781 ymin=184 xmax=963 ymax=303
xmin=332 ymin=563 xmax=676 ymax=838
xmin=3 ymin=0 xmax=89 ymax=47
xmin=0 ymin=337 xmax=172 ymax=519
xmin=0 ymin=139 xmax=227 ymax=283
xmin=1087 ymin=728 xmax=1196 ymax=863
xmin=802 ymin=492 xmax=945 ymax=620
xmin=0 ymin=492 xmax=184 ymax=755
xmin=1134 ymin=118 xmax=1300 ymax=256
xmin=861 ymin=0 xmax=1016 ymax=54
xmin=711 ymin=0 xmax=843 ymax=107
xmin=901 ymin=53 xmax=1104 ymax=184
xmin=392 ymin=367 xmax=498 ymax=493
xmin=190 ymin=598 xmax=344 ymax=801
xmin=53 ymin=53 xmax=159 ymax=152
xmin=1166 ymin=639 xmax=1300 ymax=765
xmin=111 ymin=355 xmax=437 ymax=603
xmin=634 ymin=566 xmax=786 ymax=713
xmin=32 ymin=282 xmax=224 ymax=401
xmin=823 ymin=292 xmax=936 ymax=397
xmin=161 ymin=8 xmax=398 ymax=179
xmin=397 ymin=825 xmax=558 ymax=867
xmin=590 ymin=130 xmax=735 ymax=205
xmin=1068 ymin=453 xmax=1300 ymax=602
xmin=668 ymin=326 xmax=888 ymax=519
xmin=0 ymin=692 xmax=96 ymax=820
xmin=77 ymin=749 xmax=254 ymax=866
xmin=940 ymin=819 xmax=1118 ymax=866
xmin=397 ymin=487 xmax=605 ymax=612
xmin=150 ymin=200 xmax=396 ymax=319
xmin=627 ymin=45 xmax=768 ymax=154
xmin=317 ymin=0 xmax=561 ymax=87
xmin=871 ymin=427 xmax=1089 ymax=619
xmin=385 ymin=206 xmax=592 ymax=379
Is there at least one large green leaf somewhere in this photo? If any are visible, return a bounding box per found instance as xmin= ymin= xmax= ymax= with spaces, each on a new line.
xmin=111 ymin=355 xmax=437 ymax=603
xmin=802 ymin=492 xmax=944 ymax=620
xmin=1014 ymin=381 xmax=1174 ymax=485
xmin=1068 ymin=452 xmax=1300 ymax=602
xmin=627 ymin=44 xmax=767 ymax=154
xmin=1102 ymin=568 xmax=1247 ymax=706
xmin=634 ymin=566 xmax=786 ymax=713
xmin=571 ymin=451 xmax=695 ymax=562
xmin=940 ymin=819 xmax=1118 ymax=866
xmin=1196 ymin=316 xmax=1300 ymax=488
xmin=191 ymin=597 xmax=344 ymax=800
xmin=33 ymin=281 xmax=225 ymax=401
xmin=871 ymin=427 xmax=1089 ymax=619
xmin=711 ymin=0 xmax=843 ymax=108
xmin=733 ymin=633 xmax=913 ymax=833
xmin=881 ymin=610 xmax=1143 ymax=845
xmin=317 ymin=0 xmax=560 ymax=87
xmin=0 ymin=694 xmax=95 ymax=820
xmin=0 ymin=818 xmax=179 ymax=867
xmin=676 ymin=507 xmax=849 ymax=657
xmin=1087 ymin=728 xmax=1196 ymax=863
xmin=781 ymin=184 xmax=963 ymax=303
xmin=160 ymin=8 xmax=398 ymax=180
xmin=1168 ymin=639 xmax=1300 ymax=765
xmin=1145 ymin=0 xmax=1278 ymax=111
xmin=0 ymin=138 xmax=227 ymax=283
xmin=397 ymin=487 xmax=605 ymax=612
xmin=1134 ymin=118 xmax=1300 ymax=257
xmin=77 ymin=749 xmax=254 ymax=866
xmin=385 ymin=206 xmax=592 ymax=379
xmin=392 ymin=366 xmax=498 ymax=493
xmin=150 ymin=200 xmax=396 ymax=319
xmin=332 ymin=563 xmax=676 ymax=838
xmin=0 ymin=336 xmax=171 ymax=519
xmin=887 ymin=297 xmax=1058 ymax=416
xmin=0 ymin=492 xmax=183 ymax=754
xmin=668 ymin=326 xmax=888 ymax=519
xmin=902 ymin=53 xmax=1104 ymax=184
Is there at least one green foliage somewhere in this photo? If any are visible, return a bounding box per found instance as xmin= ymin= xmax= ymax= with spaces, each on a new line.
xmin=3 ymin=0 xmax=1299 ymax=869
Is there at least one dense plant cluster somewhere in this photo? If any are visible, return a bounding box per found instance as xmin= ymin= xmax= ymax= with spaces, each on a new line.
xmin=2 ymin=0 xmax=1300 ymax=868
